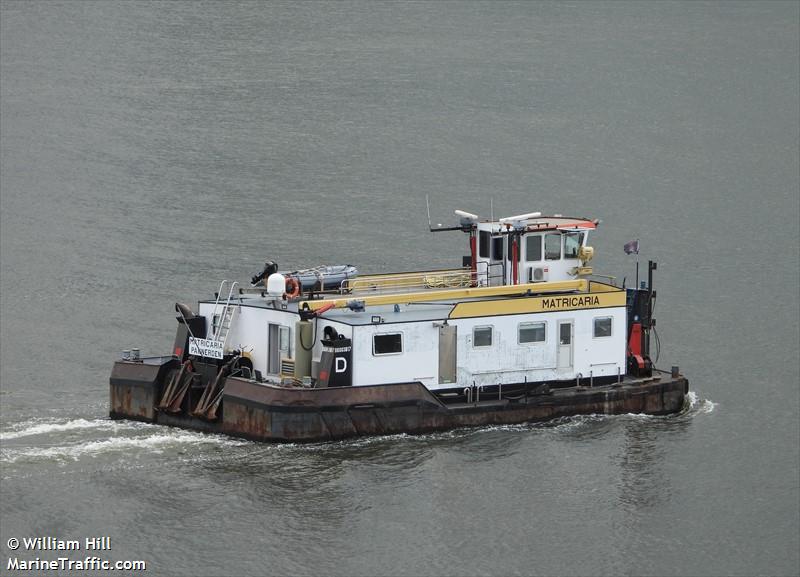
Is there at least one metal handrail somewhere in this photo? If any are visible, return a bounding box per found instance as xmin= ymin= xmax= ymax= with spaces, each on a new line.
xmin=589 ymin=361 xmax=621 ymax=387
xmin=482 ymin=261 xmax=505 ymax=286
xmin=209 ymin=280 xmax=229 ymax=339
xmin=211 ymin=280 xmax=239 ymax=343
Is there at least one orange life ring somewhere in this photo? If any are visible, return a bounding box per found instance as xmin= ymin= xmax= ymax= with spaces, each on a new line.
xmin=285 ymin=277 xmax=301 ymax=299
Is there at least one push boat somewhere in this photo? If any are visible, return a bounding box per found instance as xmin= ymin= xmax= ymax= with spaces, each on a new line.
xmin=110 ymin=210 xmax=689 ymax=442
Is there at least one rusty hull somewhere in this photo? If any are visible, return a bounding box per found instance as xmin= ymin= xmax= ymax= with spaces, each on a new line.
xmin=110 ymin=359 xmax=688 ymax=442
xmin=220 ymin=372 xmax=688 ymax=442
xmin=110 ymin=357 xmax=178 ymax=422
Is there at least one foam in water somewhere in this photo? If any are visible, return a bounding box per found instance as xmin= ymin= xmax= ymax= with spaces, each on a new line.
xmin=0 ymin=417 xmax=250 ymax=465
xmin=0 ymin=418 xmax=131 ymax=441
xmin=1 ymin=392 xmax=717 ymax=461
xmin=686 ymin=391 xmax=717 ymax=414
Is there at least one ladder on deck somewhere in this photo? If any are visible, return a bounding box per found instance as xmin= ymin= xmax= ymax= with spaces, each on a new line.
xmin=210 ymin=280 xmax=239 ymax=351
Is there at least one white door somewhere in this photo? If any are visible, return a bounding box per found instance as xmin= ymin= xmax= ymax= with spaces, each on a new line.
xmin=438 ymin=324 xmax=457 ymax=384
xmin=267 ymin=324 xmax=280 ymax=374
xmin=557 ymin=321 xmax=573 ymax=370
xmin=490 ymin=236 xmax=506 ymax=286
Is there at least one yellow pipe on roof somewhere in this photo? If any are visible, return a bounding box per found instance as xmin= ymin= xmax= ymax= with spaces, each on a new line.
xmin=303 ymin=279 xmax=589 ymax=310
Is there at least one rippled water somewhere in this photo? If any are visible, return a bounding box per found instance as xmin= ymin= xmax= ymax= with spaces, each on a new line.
xmin=1 ymin=1 xmax=797 ymax=576
xmin=1 ymin=398 xmax=719 ymax=576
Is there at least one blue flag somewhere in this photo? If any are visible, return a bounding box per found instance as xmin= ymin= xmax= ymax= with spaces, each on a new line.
xmin=624 ymin=239 xmax=639 ymax=255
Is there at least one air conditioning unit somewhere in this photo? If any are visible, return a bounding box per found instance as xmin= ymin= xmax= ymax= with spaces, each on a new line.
xmin=529 ymin=266 xmax=549 ymax=282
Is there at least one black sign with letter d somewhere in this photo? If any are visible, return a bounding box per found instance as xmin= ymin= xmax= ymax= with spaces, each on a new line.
xmin=320 ymin=337 xmax=352 ymax=387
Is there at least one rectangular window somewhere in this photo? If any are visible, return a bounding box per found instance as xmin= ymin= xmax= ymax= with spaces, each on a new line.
xmin=491 ymin=237 xmax=504 ymax=261
xmin=545 ymin=233 xmax=561 ymax=260
xmin=279 ymin=326 xmax=291 ymax=356
xmin=564 ymin=232 xmax=584 ymax=259
xmin=525 ymin=235 xmax=542 ymax=262
xmin=559 ymin=322 xmax=572 ymax=345
xmin=593 ymin=317 xmax=612 ymax=338
xmin=373 ymin=333 xmax=402 ymax=355
xmin=473 ymin=326 xmax=493 ymax=347
xmin=519 ymin=322 xmax=546 ymax=344
xmin=479 ymin=231 xmax=490 ymax=258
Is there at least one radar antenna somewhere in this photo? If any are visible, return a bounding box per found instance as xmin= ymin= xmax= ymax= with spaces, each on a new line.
xmin=499 ymin=212 xmax=542 ymax=225
xmin=426 ymin=196 xmax=477 ymax=233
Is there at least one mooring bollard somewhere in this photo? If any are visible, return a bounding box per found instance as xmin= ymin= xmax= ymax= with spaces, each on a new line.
xmin=671 ymin=365 xmax=680 ymax=378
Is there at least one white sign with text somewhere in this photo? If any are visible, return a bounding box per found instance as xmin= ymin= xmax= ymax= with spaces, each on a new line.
xmin=188 ymin=337 xmax=224 ymax=359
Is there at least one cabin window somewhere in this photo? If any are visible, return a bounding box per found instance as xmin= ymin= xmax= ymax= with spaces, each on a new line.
xmin=525 ymin=235 xmax=542 ymax=262
xmin=593 ymin=317 xmax=612 ymax=338
xmin=491 ymin=237 xmax=504 ymax=261
xmin=519 ymin=322 xmax=546 ymax=344
xmin=373 ymin=333 xmax=403 ymax=355
xmin=479 ymin=231 xmax=490 ymax=258
xmin=559 ymin=322 xmax=572 ymax=345
xmin=279 ymin=326 xmax=291 ymax=356
xmin=545 ymin=233 xmax=561 ymax=260
xmin=473 ymin=326 xmax=493 ymax=347
xmin=564 ymin=232 xmax=584 ymax=259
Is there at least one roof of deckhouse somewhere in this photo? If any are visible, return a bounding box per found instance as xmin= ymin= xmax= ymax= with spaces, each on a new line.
xmin=316 ymin=283 xmax=617 ymax=325
xmin=207 ymin=279 xmax=615 ymax=306
xmin=481 ymin=215 xmax=598 ymax=230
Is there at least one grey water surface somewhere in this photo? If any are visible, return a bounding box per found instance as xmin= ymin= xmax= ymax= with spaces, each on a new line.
xmin=1 ymin=1 xmax=798 ymax=576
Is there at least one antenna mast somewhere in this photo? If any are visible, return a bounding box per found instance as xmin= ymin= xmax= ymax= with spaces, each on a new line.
xmin=426 ymin=194 xmax=432 ymax=229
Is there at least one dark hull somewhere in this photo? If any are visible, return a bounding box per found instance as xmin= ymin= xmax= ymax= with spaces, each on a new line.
xmin=110 ymin=359 xmax=689 ymax=442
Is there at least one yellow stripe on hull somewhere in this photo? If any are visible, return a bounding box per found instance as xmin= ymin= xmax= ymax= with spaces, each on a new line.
xmin=448 ymin=289 xmax=626 ymax=319
xmin=304 ymin=280 xmax=590 ymax=311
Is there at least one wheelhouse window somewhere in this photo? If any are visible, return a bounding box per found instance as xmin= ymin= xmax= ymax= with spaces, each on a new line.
xmin=545 ymin=233 xmax=561 ymax=260
xmin=479 ymin=230 xmax=490 ymax=258
xmin=593 ymin=317 xmax=612 ymax=338
xmin=473 ymin=326 xmax=493 ymax=347
xmin=525 ymin=235 xmax=542 ymax=262
xmin=519 ymin=322 xmax=546 ymax=344
xmin=373 ymin=333 xmax=403 ymax=355
xmin=564 ymin=232 xmax=585 ymax=259
xmin=491 ymin=237 xmax=505 ymax=261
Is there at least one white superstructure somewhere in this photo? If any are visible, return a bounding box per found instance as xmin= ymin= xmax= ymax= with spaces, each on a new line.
xmin=184 ymin=212 xmax=629 ymax=395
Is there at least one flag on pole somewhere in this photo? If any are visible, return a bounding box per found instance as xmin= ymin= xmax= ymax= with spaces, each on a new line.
xmin=623 ymin=239 xmax=640 ymax=255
